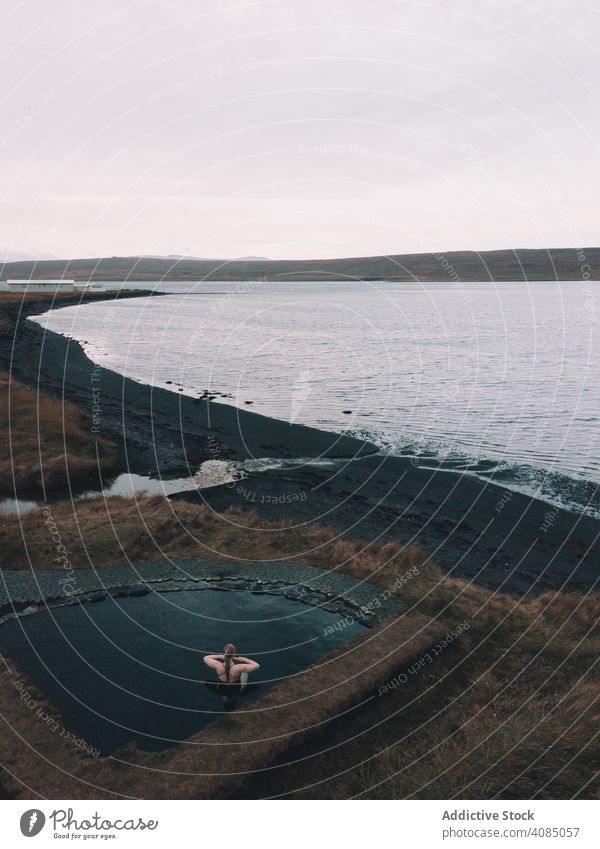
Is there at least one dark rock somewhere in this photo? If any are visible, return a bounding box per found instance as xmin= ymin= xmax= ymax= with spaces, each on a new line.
xmin=87 ymin=592 xmax=106 ymax=603
xmin=218 ymin=580 xmax=247 ymax=590
xmin=128 ymin=586 xmax=151 ymax=597
xmin=322 ymin=602 xmax=343 ymax=613
xmin=302 ymin=593 xmax=325 ymax=606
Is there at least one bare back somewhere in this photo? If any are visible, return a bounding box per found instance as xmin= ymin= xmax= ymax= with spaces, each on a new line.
xmin=204 ymin=654 xmax=260 ymax=683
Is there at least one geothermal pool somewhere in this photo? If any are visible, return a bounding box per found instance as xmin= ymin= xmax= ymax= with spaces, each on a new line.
xmin=0 ymin=589 xmax=365 ymax=755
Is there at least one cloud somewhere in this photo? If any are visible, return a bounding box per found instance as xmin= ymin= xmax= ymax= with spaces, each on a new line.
xmin=1 ymin=0 xmax=598 ymax=259
xmin=0 ymin=248 xmax=57 ymax=262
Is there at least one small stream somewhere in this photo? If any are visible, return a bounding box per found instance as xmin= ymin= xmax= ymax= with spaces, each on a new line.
xmin=0 ymin=456 xmax=339 ymax=515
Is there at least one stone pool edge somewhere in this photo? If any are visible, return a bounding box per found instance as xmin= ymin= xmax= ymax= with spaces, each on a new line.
xmin=0 ymin=559 xmax=407 ymax=628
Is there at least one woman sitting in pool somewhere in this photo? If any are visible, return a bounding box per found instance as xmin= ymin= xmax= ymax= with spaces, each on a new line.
xmin=203 ymin=644 xmax=260 ymax=709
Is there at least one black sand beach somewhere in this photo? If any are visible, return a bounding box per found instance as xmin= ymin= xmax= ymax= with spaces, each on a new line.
xmin=0 ymin=292 xmax=375 ymax=479
xmin=2 ymin=292 xmax=598 ymax=596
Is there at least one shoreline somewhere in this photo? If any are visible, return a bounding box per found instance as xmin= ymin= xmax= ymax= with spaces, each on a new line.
xmin=1 ymin=291 xmax=599 ymax=595
xmin=0 ymin=292 xmax=375 ymax=484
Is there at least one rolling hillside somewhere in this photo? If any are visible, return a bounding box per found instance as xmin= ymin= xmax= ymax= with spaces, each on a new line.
xmin=1 ymin=247 xmax=598 ymax=282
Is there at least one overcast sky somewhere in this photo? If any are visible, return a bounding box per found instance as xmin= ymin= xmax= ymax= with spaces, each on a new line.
xmin=1 ymin=0 xmax=599 ymax=261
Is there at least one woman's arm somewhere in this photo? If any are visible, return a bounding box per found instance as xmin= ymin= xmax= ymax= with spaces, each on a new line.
xmin=234 ymin=657 xmax=260 ymax=673
xmin=203 ymin=654 xmax=224 ymax=669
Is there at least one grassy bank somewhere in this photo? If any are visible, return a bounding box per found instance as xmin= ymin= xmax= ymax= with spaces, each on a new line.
xmin=2 ymin=494 xmax=598 ymax=798
xmin=0 ymin=290 xmax=151 ymax=499
xmin=0 ymin=373 xmax=118 ymax=498
xmin=245 ymin=581 xmax=600 ymax=799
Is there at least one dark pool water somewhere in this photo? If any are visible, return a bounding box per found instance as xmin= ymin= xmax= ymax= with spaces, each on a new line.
xmin=0 ymin=589 xmax=364 ymax=755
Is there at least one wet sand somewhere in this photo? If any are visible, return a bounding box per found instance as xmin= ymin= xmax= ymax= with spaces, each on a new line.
xmin=2 ymin=292 xmax=598 ymax=596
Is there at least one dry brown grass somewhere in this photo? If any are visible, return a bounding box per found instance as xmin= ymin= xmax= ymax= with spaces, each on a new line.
xmin=0 ymin=492 xmax=427 ymax=579
xmin=243 ymin=585 xmax=600 ymax=800
xmin=0 ymin=374 xmax=118 ymax=497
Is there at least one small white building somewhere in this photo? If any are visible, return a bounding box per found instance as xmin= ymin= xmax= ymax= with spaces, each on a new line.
xmin=7 ymin=279 xmax=76 ymax=292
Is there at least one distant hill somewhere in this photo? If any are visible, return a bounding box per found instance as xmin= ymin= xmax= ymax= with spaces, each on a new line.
xmin=1 ymin=248 xmax=598 ymax=282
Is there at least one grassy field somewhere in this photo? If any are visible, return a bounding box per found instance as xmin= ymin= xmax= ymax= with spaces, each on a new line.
xmin=0 ymin=290 xmax=129 ymax=499
xmin=2 ymin=494 xmax=598 ymax=799
xmin=246 ymin=580 xmax=600 ymax=799
xmin=0 ymin=373 xmax=118 ymax=498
